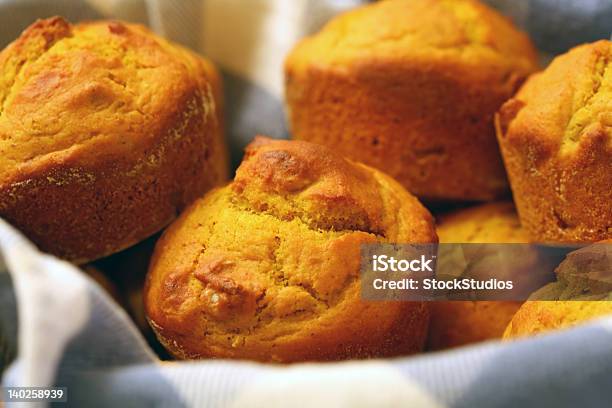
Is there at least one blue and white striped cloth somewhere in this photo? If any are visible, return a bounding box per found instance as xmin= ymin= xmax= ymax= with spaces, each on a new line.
xmin=2 ymin=218 xmax=612 ymax=407
xmin=1 ymin=0 xmax=611 ymax=406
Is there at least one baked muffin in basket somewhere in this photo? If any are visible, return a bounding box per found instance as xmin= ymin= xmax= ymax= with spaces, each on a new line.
xmin=496 ymin=40 xmax=611 ymax=243
xmin=145 ymin=137 xmax=437 ymax=362
xmin=0 ymin=17 xmax=227 ymax=262
xmin=285 ymin=0 xmax=538 ymax=201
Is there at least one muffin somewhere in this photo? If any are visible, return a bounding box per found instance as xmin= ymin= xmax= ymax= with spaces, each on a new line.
xmin=428 ymin=301 xmax=523 ymax=350
xmin=437 ymin=202 xmax=528 ymax=244
xmin=145 ymin=137 xmax=437 ymax=362
xmin=428 ymin=202 xmax=527 ymax=350
xmin=496 ymin=40 xmax=611 ymax=243
xmin=504 ymin=241 xmax=612 ymax=338
xmin=285 ymin=0 xmax=538 ymax=201
xmin=0 ymin=17 xmax=228 ymax=262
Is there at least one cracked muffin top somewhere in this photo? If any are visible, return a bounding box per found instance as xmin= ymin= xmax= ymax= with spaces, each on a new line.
xmin=0 ymin=16 xmax=226 ymax=262
xmin=0 ymin=16 xmax=218 ymax=183
xmin=287 ymin=0 xmax=537 ymax=76
xmin=498 ymin=40 xmax=611 ymax=157
xmin=145 ymin=137 xmax=437 ymax=362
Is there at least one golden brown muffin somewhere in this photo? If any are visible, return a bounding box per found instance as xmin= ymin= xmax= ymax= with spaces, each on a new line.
xmin=496 ymin=40 xmax=611 ymax=243
xmin=0 ymin=17 xmax=228 ymax=262
xmin=145 ymin=137 xmax=437 ymax=362
xmin=428 ymin=301 xmax=523 ymax=350
xmin=437 ymin=202 xmax=528 ymax=244
xmin=428 ymin=202 xmax=526 ymax=350
xmin=285 ymin=0 xmax=538 ymax=201
xmin=504 ymin=241 xmax=612 ymax=338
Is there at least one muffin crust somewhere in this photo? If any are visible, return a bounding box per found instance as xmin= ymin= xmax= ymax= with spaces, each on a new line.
xmin=428 ymin=202 xmax=526 ymax=350
xmin=496 ymin=40 xmax=611 ymax=243
xmin=0 ymin=17 xmax=227 ymax=262
xmin=285 ymin=0 xmax=538 ymax=200
xmin=145 ymin=137 xmax=437 ymax=362
xmin=504 ymin=241 xmax=612 ymax=338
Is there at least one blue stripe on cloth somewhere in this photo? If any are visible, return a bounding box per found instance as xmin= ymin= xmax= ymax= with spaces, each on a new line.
xmin=62 ymin=362 xmax=262 ymax=408
xmin=396 ymin=320 xmax=612 ymax=408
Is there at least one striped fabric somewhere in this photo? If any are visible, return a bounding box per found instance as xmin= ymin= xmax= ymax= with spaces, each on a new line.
xmin=1 ymin=219 xmax=612 ymax=407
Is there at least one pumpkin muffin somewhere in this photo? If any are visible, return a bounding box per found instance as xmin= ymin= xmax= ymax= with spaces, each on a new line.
xmin=285 ymin=0 xmax=538 ymax=201
xmin=504 ymin=241 xmax=612 ymax=338
xmin=496 ymin=40 xmax=611 ymax=243
xmin=0 ymin=17 xmax=227 ymax=262
xmin=428 ymin=202 xmax=528 ymax=350
xmin=145 ymin=137 xmax=437 ymax=362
